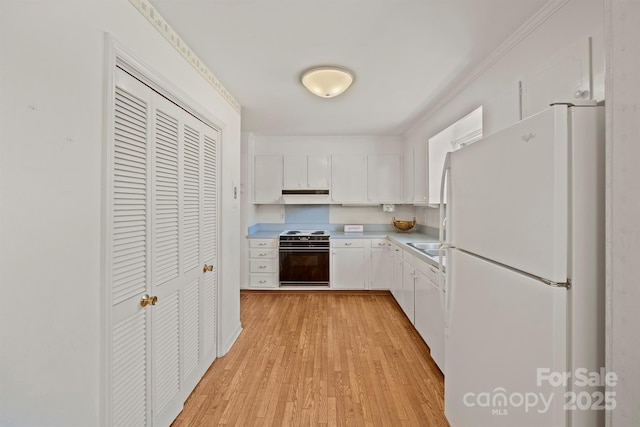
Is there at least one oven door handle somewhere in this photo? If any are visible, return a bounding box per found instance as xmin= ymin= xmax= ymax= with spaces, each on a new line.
xmin=279 ymin=248 xmax=330 ymax=252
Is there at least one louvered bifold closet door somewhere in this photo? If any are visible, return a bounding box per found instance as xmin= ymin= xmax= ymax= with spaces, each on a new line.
xmin=179 ymin=117 xmax=204 ymax=396
xmin=110 ymin=69 xmax=153 ymax=427
xmin=201 ymin=129 xmax=218 ymax=366
xmin=109 ymin=68 xmax=219 ymax=427
xmin=150 ymin=95 xmax=184 ymax=427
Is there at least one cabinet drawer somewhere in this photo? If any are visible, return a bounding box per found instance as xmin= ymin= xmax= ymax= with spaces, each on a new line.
xmin=331 ymin=239 xmax=365 ymax=248
xmin=249 ymin=239 xmax=277 ymax=248
xmin=370 ymin=239 xmax=390 ymax=248
xmin=424 ymin=263 xmax=441 ymax=284
xmin=249 ymin=248 xmax=277 ymax=259
xmin=414 ymin=256 xmax=441 ymax=283
xmin=250 ymin=259 xmax=277 ymax=273
xmin=249 ymin=274 xmax=278 ymax=288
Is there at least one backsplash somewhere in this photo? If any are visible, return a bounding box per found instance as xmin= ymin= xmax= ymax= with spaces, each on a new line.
xmin=285 ymin=205 xmax=330 ymax=224
xmin=248 ymin=204 xmax=438 ymax=235
xmin=330 ymin=204 xmax=416 ymax=224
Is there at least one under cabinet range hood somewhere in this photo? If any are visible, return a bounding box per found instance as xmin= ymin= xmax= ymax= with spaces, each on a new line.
xmin=281 ymin=189 xmax=330 ymax=204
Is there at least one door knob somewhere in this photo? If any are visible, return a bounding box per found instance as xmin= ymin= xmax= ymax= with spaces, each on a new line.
xmin=140 ymin=294 xmax=158 ymax=308
xmin=203 ymin=264 xmax=214 ymax=273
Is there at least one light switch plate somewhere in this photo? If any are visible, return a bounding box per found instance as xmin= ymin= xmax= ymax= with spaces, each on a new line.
xmin=344 ymin=224 xmax=364 ymax=232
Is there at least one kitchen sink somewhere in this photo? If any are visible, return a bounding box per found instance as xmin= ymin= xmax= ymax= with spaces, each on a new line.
xmin=407 ymin=242 xmax=441 ymax=251
xmin=422 ymin=249 xmax=442 ymax=257
xmin=407 ymin=242 xmax=446 ymax=263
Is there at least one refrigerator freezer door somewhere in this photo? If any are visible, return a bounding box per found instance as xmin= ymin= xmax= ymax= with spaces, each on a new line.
xmin=449 ymin=105 xmax=568 ymax=283
xmin=445 ymin=249 xmax=568 ymax=427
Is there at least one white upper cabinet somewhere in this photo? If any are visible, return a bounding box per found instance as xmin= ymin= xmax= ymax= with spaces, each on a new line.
xmin=428 ymin=107 xmax=483 ymax=205
xmin=428 ymin=126 xmax=455 ymax=205
xmin=283 ymin=155 xmax=330 ymax=189
xmin=367 ymin=155 xmax=402 ymax=203
xmin=331 ymin=155 xmax=366 ymax=203
xmin=520 ymin=37 xmax=592 ymax=119
xmin=283 ymin=155 xmax=306 ymax=189
xmin=254 ymin=155 xmax=283 ymax=204
xmin=404 ymin=144 xmax=428 ymax=205
xmin=307 ymin=155 xmax=330 ymax=188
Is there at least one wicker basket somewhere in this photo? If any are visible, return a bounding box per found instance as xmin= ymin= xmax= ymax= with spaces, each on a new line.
xmin=392 ymin=217 xmax=417 ymax=233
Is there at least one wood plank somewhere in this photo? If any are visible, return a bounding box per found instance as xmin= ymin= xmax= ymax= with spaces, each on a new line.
xmin=171 ymin=290 xmax=449 ymax=426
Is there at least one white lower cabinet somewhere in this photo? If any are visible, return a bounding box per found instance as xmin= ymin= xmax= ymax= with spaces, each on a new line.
xmin=421 ymin=262 xmax=446 ymax=371
xmin=413 ymin=256 xmax=446 ymax=372
xmin=331 ymin=239 xmax=366 ymax=289
xmin=401 ymin=253 xmax=417 ymax=323
xmin=390 ymin=243 xmax=403 ymax=303
xmin=248 ymin=238 xmax=278 ymax=288
xmin=330 ymin=238 xmax=393 ymax=290
xmin=370 ymin=239 xmax=392 ymax=289
xmin=394 ymin=248 xmax=446 ymax=371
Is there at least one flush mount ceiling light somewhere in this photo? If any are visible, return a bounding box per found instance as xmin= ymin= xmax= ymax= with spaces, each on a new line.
xmin=301 ymin=66 xmax=354 ymax=98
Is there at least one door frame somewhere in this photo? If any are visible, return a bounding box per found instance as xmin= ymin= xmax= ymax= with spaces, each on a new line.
xmin=101 ymin=34 xmax=223 ymax=426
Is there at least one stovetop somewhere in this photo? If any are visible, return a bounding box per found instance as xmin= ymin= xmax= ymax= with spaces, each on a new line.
xmin=279 ymin=230 xmax=330 ymax=237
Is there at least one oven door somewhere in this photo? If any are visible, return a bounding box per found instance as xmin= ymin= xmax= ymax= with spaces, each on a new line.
xmin=279 ymin=248 xmax=330 ymax=286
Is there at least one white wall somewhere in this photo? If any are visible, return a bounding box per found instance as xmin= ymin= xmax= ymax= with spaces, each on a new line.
xmin=406 ymin=0 xmax=605 ymax=228
xmin=605 ymin=1 xmax=640 ymax=425
xmin=240 ymin=132 xmax=256 ymax=290
xmin=254 ymin=134 xmax=403 ymax=156
xmin=0 ymin=1 xmax=241 ymax=426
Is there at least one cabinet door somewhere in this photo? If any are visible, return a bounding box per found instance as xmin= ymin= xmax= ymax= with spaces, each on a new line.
xmin=403 ymin=147 xmax=415 ymax=204
xmin=391 ymin=244 xmax=403 ymax=303
xmin=371 ymin=243 xmax=392 ymax=290
xmin=521 ymin=38 xmax=592 ymax=119
xmin=331 ymin=155 xmax=365 ymax=203
xmin=413 ymin=143 xmax=428 ymax=204
xmin=307 ymin=155 xmax=330 ymax=188
xmin=367 ymin=155 xmax=401 ymax=203
xmin=283 ymin=155 xmax=307 ymax=189
xmin=425 ymin=278 xmax=445 ymax=371
xmin=428 ymin=127 xmax=454 ymax=205
xmin=254 ymin=155 xmax=282 ymax=203
xmin=414 ymin=271 xmax=430 ymax=341
xmin=402 ymin=256 xmax=416 ymax=323
xmin=331 ymin=247 xmax=366 ymax=289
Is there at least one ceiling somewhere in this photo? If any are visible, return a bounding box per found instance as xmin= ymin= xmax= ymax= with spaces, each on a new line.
xmin=150 ymin=0 xmax=549 ymax=136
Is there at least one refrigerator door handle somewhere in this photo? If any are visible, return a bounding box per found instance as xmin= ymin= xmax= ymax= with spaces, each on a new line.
xmin=438 ymin=152 xmax=451 ymax=246
xmin=439 ymin=152 xmax=453 ymax=327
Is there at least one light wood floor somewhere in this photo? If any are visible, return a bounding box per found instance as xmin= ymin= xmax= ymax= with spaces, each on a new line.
xmin=172 ymin=290 xmax=449 ymax=426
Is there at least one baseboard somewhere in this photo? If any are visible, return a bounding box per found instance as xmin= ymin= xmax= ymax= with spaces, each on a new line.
xmin=241 ymin=289 xmax=392 ymax=296
xmin=219 ymin=322 xmax=243 ymax=357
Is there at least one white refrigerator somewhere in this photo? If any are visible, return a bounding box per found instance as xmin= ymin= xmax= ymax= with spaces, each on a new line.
xmin=440 ymin=105 xmax=605 ymax=427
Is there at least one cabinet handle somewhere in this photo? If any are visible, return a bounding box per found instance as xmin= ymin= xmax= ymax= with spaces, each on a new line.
xmin=259 ymin=253 xmax=268 ymax=256
xmin=259 ymin=265 xmax=267 ymax=269
xmin=259 ymin=280 xmax=266 ymax=284
xmin=345 ymin=242 xmax=352 ymax=246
